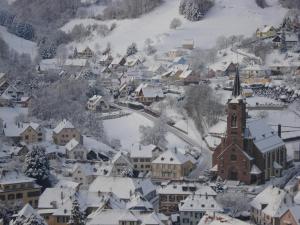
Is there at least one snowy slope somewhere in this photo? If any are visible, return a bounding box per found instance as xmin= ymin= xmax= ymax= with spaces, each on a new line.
xmin=0 ymin=26 xmax=37 ymax=58
xmin=62 ymin=0 xmax=287 ymax=55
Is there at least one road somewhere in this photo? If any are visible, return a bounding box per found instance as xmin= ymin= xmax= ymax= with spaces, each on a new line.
xmin=113 ymin=103 xmax=213 ymax=177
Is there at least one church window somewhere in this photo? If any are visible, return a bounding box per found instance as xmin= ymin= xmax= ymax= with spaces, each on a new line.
xmin=231 ymin=114 xmax=237 ymax=128
xmin=230 ymin=154 xmax=237 ymax=161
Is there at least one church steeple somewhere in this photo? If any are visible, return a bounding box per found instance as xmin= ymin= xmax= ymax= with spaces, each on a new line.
xmin=232 ymin=68 xmax=241 ymax=98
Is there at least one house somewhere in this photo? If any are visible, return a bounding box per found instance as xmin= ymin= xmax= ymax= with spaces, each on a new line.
xmin=157 ymin=182 xmax=197 ymax=215
xmin=256 ymin=25 xmax=277 ymax=38
xmin=9 ymin=145 xmax=29 ymax=161
xmin=87 ymin=95 xmax=110 ymax=112
xmin=250 ymin=186 xmax=297 ymax=225
xmin=89 ymin=176 xmax=156 ymax=202
xmin=135 ymin=83 xmax=164 ymax=105
xmin=0 ymin=85 xmax=24 ymax=107
xmin=20 ymin=122 xmax=44 ymax=144
xmin=151 ymin=149 xmax=196 ymax=181
xmin=110 ymin=151 xmax=134 ymax=177
xmin=86 ymin=209 xmax=169 ymax=225
xmin=71 ymin=163 xmax=101 ymax=187
xmin=109 ymin=56 xmax=126 ymax=70
xmin=10 ymin=203 xmax=47 ymax=225
xmin=74 ymin=46 xmax=94 ymax=58
xmin=212 ymin=69 xmax=287 ymax=184
xmin=64 ymin=59 xmax=88 ymax=70
xmin=52 ymin=119 xmax=82 ymax=146
xmin=65 ymin=138 xmax=87 ymax=160
xmin=272 ymin=32 xmax=299 ymax=49
xmin=280 ymin=206 xmax=300 ymax=225
xmin=199 ymin=212 xmax=252 ymax=225
xmin=0 ymin=73 xmax=9 ymax=94
xmin=18 ymin=96 xmax=32 ymax=108
xmin=0 ymin=170 xmax=41 ymax=210
xmin=130 ymin=144 xmax=163 ymax=174
xmin=182 ymin=39 xmax=194 ymax=50
xmin=99 ymin=54 xmax=113 ymax=66
xmin=179 ymin=194 xmax=223 ymax=225
xmin=167 ymin=48 xmax=187 ymax=59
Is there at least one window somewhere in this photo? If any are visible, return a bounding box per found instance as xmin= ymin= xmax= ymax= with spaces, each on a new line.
xmin=231 ymin=114 xmax=237 ymax=128
xmin=27 ymin=191 xmax=40 ymax=197
xmin=25 ymin=135 xmax=29 ymax=140
xmin=169 ymin=195 xmax=175 ymax=202
xmin=230 ymin=154 xmax=237 ymax=161
xmin=16 ymin=193 xmax=23 ymax=199
xmin=8 ymin=194 xmax=15 ymax=200
xmin=0 ymin=195 xmax=5 ymax=201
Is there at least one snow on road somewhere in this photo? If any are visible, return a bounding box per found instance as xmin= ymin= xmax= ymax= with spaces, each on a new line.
xmin=62 ymin=0 xmax=287 ymax=55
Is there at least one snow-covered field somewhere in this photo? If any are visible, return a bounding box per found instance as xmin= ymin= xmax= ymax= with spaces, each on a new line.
xmin=62 ymin=0 xmax=287 ymax=55
xmin=0 ymin=26 xmax=37 ymax=59
xmin=103 ymin=112 xmax=189 ymax=151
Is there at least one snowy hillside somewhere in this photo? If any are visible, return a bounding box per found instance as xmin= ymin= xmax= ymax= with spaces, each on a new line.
xmin=62 ymin=0 xmax=287 ymax=55
xmin=0 ymin=26 xmax=37 ymax=58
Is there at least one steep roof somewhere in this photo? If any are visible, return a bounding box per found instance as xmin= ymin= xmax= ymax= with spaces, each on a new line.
xmin=179 ymin=194 xmax=223 ymax=212
xmin=89 ymin=176 xmax=155 ymax=200
xmin=130 ymin=144 xmax=157 ymax=158
xmin=250 ymin=186 xmax=292 ymax=217
xmin=53 ymin=119 xmax=75 ymax=134
xmin=245 ymin=119 xmax=285 ymax=153
xmin=152 ymin=149 xmax=193 ymax=165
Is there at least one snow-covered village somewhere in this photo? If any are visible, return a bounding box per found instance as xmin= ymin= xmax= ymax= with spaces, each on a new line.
xmin=0 ymin=0 xmax=300 ymax=225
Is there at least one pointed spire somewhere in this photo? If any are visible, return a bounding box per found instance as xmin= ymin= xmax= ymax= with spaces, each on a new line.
xmin=232 ymin=67 xmax=241 ymax=97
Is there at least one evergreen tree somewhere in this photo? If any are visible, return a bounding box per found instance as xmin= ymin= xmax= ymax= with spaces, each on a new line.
xmin=24 ymin=215 xmax=47 ymax=225
xmin=126 ymin=42 xmax=138 ymax=56
xmin=280 ymin=30 xmax=287 ymax=53
xmin=69 ymin=198 xmax=85 ymax=225
xmin=23 ymin=146 xmax=50 ymax=183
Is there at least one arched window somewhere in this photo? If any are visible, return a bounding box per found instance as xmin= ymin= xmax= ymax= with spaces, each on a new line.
xmin=231 ymin=114 xmax=237 ymax=128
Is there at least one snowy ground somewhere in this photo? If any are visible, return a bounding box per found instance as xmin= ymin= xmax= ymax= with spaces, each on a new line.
xmin=103 ymin=111 xmax=190 ymax=151
xmin=61 ymin=0 xmax=287 ymax=55
xmin=0 ymin=26 xmax=37 ymax=59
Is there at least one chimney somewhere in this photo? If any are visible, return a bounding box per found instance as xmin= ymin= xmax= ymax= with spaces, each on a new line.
xmin=278 ymin=124 xmax=282 ymax=138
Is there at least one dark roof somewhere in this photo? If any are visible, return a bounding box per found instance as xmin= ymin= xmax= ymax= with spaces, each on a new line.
xmin=232 ymin=68 xmax=241 ymax=97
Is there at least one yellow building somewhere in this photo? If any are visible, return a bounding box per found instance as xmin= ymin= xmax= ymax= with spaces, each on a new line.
xmin=256 ymin=25 xmax=277 ymax=38
xmin=0 ymin=172 xmax=41 ymax=210
xmin=151 ymin=149 xmax=196 ymax=181
xmin=52 ymin=119 xmax=81 ymax=146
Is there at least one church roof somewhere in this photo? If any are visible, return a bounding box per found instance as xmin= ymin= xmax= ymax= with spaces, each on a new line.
xmin=232 ymin=68 xmax=241 ymax=97
xmin=245 ymin=119 xmax=285 ymax=153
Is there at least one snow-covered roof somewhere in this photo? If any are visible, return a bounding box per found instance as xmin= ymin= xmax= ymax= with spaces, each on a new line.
xmin=195 ymin=186 xmax=217 ymax=196
xmin=143 ymin=87 xmax=164 ymax=98
xmin=20 ymin=122 xmax=41 ymax=134
xmin=179 ymin=69 xmax=193 ymax=79
xmin=198 ymin=212 xmax=252 ymax=225
xmin=250 ymin=186 xmax=292 ymax=217
xmin=64 ymin=59 xmax=87 ymax=67
xmin=250 ymin=164 xmax=262 ymax=175
xmin=179 ymin=194 xmax=223 ymax=212
xmin=245 ymin=119 xmax=285 ymax=153
xmin=130 ymin=144 xmax=157 ymax=158
xmin=0 ymin=171 xmax=36 ymax=185
xmin=53 ymin=119 xmax=75 ymax=134
xmin=152 ymin=149 xmax=193 ymax=165
xmin=157 ymin=183 xmax=196 ymax=195
xmin=89 ymin=176 xmax=155 ymax=200
xmin=65 ymin=138 xmax=81 ymax=151
xmin=126 ymin=194 xmax=153 ymax=211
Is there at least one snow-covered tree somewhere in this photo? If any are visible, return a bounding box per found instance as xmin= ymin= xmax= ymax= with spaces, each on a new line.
xmin=280 ymin=30 xmax=287 ymax=53
xmin=24 ymin=215 xmax=47 ymax=225
xmin=217 ymin=192 xmax=251 ymax=217
xmin=139 ymin=112 xmax=168 ymax=148
xmin=127 ymin=42 xmax=138 ymax=56
xmin=23 ymin=146 xmax=50 ymax=183
xmin=69 ymin=198 xmax=85 ymax=225
xmin=179 ymin=0 xmax=214 ymax=21
xmin=170 ymin=18 xmax=182 ymax=29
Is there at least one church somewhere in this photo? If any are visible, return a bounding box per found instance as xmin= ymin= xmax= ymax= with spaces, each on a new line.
xmin=212 ymin=69 xmax=287 ymax=184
